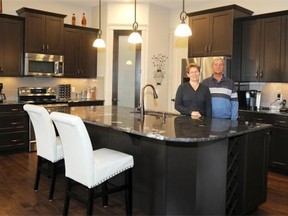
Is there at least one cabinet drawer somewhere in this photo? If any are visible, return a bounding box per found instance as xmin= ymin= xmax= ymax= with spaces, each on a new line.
xmin=0 ymin=132 xmax=28 ymax=149
xmin=0 ymin=116 xmax=27 ymax=132
xmin=0 ymin=105 xmax=24 ymax=115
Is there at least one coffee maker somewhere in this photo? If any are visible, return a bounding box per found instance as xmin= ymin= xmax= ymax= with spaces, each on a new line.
xmin=245 ymin=90 xmax=261 ymax=110
xmin=0 ymin=83 xmax=6 ymax=102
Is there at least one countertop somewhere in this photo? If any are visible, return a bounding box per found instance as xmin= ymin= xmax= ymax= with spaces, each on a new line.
xmin=240 ymin=108 xmax=288 ymax=117
xmin=0 ymin=99 xmax=104 ymax=106
xmin=67 ymin=106 xmax=272 ymax=143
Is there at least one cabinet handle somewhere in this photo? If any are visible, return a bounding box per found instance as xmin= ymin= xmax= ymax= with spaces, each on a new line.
xmin=209 ymin=44 xmax=212 ymax=52
xmin=42 ymin=44 xmax=45 ymax=52
xmin=205 ymin=45 xmax=208 ymax=52
xmin=11 ymin=108 xmax=21 ymax=112
xmin=77 ymin=69 xmax=80 ymax=75
xmin=46 ymin=44 xmax=49 ymax=52
xmin=273 ymin=161 xmax=287 ymax=166
xmin=11 ymin=139 xmax=21 ymax=143
xmin=0 ymin=66 xmax=3 ymax=73
xmin=260 ymin=70 xmax=263 ymax=78
xmin=255 ymin=71 xmax=258 ymax=78
xmin=11 ymin=122 xmax=22 ymax=126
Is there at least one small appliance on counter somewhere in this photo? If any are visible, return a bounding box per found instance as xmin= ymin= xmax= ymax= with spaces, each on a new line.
xmin=238 ymin=90 xmax=261 ymax=110
xmin=57 ymin=84 xmax=71 ymax=101
xmin=279 ymin=99 xmax=287 ymax=112
xmin=0 ymin=83 xmax=6 ymax=103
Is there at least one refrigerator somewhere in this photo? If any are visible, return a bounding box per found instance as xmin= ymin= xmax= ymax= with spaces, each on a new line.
xmin=181 ymin=57 xmax=231 ymax=83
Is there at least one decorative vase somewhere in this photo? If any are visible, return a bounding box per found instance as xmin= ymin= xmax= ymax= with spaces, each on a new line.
xmin=154 ymin=69 xmax=164 ymax=85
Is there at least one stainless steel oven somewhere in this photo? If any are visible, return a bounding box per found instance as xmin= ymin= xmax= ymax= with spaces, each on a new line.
xmin=18 ymin=87 xmax=69 ymax=152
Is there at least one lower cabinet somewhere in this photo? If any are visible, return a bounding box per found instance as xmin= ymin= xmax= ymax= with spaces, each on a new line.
xmin=0 ymin=104 xmax=28 ymax=152
xmin=270 ymin=126 xmax=288 ymax=170
xmin=239 ymin=110 xmax=288 ymax=172
xmin=227 ymin=129 xmax=270 ymax=215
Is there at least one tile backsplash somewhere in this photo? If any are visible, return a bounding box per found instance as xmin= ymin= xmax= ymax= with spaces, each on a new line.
xmin=248 ymin=82 xmax=288 ymax=109
xmin=0 ymin=76 xmax=104 ymax=101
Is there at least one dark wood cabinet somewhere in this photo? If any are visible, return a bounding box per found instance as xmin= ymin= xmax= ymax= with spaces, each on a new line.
xmin=17 ymin=7 xmax=66 ymax=55
xmin=0 ymin=104 xmax=28 ymax=152
xmin=64 ymin=25 xmax=98 ymax=78
xmin=281 ymin=15 xmax=288 ymax=81
xmin=227 ymin=128 xmax=270 ymax=215
xmin=189 ymin=11 xmax=233 ymax=57
xmin=0 ymin=14 xmax=24 ymax=77
xmin=239 ymin=110 xmax=288 ymax=173
xmin=241 ymin=16 xmax=282 ymax=82
xmin=188 ymin=5 xmax=253 ymax=57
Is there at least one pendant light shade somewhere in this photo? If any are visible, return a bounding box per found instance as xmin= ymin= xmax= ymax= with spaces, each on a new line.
xmin=174 ymin=0 xmax=192 ymax=37
xmin=93 ymin=0 xmax=106 ymax=48
xmin=128 ymin=0 xmax=142 ymax=44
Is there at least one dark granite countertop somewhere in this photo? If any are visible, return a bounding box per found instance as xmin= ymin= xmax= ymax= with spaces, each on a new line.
xmin=67 ymin=106 xmax=272 ymax=143
xmin=0 ymin=99 xmax=104 ymax=106
xmin=240 ymin=108 xmax=288 ymax=117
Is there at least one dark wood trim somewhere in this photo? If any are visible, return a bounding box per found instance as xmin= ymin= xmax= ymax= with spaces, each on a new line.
xmin=188 ymin=4 xmax=254 ymax=17
xmin=16 ymin=7 xmax=67 ymax=18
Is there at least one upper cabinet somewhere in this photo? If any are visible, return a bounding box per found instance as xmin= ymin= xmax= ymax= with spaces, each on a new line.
xmin=281 ymin=15 xmax=288 ymax=81
xmin=63 ymin=25 xmax=98 ymax=78
xmin=188 ymin=5 xmax=253 ymax=58
xmin=0 ymin=14 xmax=24 ymax=77
xmin=16 ymin=8 xmax=66 ymax=55
xmin=240 ymin=11 xmax=288 ymax=82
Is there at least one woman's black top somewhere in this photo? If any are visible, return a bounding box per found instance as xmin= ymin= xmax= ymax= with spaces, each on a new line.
xmin=175 ymin=82 xmax=212 ymax=117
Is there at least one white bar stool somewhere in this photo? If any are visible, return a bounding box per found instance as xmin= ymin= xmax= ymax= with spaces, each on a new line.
xmin=50 ymin=111 xmax=134 ymax=216
xmin=23 ymin=104 xmax=64 ymax=201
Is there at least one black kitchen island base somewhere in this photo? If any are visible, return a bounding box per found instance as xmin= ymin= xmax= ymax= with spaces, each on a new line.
xmin=85 ymin=124 xmax=270 ymax=215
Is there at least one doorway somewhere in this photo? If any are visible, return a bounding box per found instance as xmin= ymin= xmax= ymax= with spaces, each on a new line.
xmin=112 ymin=30 xmax=141 ymax=108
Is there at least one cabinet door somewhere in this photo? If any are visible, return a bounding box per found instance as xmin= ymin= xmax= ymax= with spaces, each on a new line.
xmin=259 ymin=16 xmax=282 ymax=82
xmin=0 ymin=17 xmax=23 ymax=77
xmin=24 ymin=13 xmax=45 ymax=53
xmin=188 ymin=14 xmax=210 ymax=57
xmin=281 ymin=15 xmax=288 ymax=81
xmin=270 ymin=127 xmax=288 ymax=170
xmin=241 ymin=17 xmax=282 ymax=82
xmin=0 ymin=20 xmax=3 ymax=74
xmin=241 ymin=19 xmax=260 ymax=82
xmin=45 ymin=15 xmax=64 ymax=54
xmin=64 ymin=27 xmax=80 ymax=77
xmin=210 ymin=11 xmax=233 ymax=56
xmin=244 ymin=129 xmax=269 ymax=214
xmin=80 ymin=30 xmax=97 ymax=78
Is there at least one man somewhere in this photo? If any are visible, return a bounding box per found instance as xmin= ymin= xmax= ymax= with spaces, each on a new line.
xmin=202 ymin=57 xmax=238 ymax=120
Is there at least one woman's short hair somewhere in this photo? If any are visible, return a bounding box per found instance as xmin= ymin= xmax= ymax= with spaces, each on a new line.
xmin=186 ymin=63 xmax=201 ymax=73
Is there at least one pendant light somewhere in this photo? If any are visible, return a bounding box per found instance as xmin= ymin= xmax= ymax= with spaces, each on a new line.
xmin=174 ymin=0 xmax=192 ymax=37
xmin=93 ymin=0 xmax=105 ymax=48
xmin=128 ymin=0 xmax=142 ymax=44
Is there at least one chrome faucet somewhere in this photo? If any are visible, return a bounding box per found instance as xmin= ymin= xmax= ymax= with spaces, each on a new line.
xmin=140 ymin=84 xmax=158 ymax=120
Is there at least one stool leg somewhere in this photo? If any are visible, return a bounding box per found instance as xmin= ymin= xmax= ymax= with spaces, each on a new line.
xmin=102 ymin=181 xmax=108 ymax=207
xmin=87 ymin=188 xmax=95 ymax=216
xmin=125 ymin=169 xmax=133 ymax=216
xmin=63 ymin=178 xmax=72 ymax=216
xmin=49 ymin=162 xmax=57 ymax=201
xmin=34 ymin=156 xmax=42 ymax=191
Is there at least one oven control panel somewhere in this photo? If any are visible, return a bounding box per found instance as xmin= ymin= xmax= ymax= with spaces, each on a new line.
xmin=18 ymin=87 xmax=56 ymax=96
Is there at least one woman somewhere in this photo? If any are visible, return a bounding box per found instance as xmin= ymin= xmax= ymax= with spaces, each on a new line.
xmin=175 ymin=63 xmax=212 ymax=118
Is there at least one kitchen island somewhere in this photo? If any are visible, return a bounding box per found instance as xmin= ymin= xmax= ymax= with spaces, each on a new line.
xmin=66 ymin=106 xmax=271 ymax=215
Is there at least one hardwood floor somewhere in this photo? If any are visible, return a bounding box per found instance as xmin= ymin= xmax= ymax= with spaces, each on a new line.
xmin=1 ymin=152 xmax=288 ymax=215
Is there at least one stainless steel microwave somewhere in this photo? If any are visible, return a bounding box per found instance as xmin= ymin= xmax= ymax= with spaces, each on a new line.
xmin=24 ymin=53 xmax=64 ymax=77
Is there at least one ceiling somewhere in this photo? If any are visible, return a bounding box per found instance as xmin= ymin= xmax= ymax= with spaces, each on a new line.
xmin=57 ymin=0 xmax=203 ymax=9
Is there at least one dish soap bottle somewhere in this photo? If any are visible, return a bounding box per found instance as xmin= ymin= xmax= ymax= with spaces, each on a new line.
xmin=81 ymin=13 xmax=87 ymax=27
xmin=72 ymin=13 xmax=76 ymax=25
